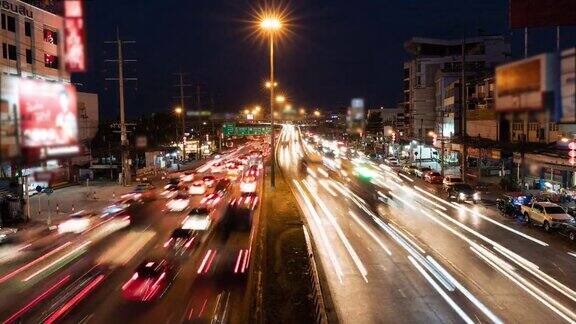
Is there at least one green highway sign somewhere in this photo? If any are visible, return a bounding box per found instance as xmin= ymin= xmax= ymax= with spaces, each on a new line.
xmin=222 ymin=123 xmax=271 ymax=137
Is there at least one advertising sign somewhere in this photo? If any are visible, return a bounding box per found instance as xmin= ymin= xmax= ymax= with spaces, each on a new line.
xmin=64 ymin=0 xmax=87 ymax=72
xmin=0 ymin=75 xmax=19 ymax=161
xmin=560 ymin=48 xmax=575 ymax=123
xmin=495 ymin=54 xmax=557 ymax=112
xmin=18 ymin=79 xmax=79 ymax=161
xmin=510 ymin=0 xmax=576 ymax=28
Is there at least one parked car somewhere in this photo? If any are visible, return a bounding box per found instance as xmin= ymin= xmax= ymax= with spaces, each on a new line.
xmin=558 ymin=222 xmax=576 ymax=242
xmin=414 ymin=166 xmax=432 ymax=178
xmin=446 ymin=183 xmax=481 ymax=203
xmin=442 ymin=175 xmax=464 ymax=191
xmin=424 ymin=171 xmax=443 ymax=184
xmin=521 ymin=202 xmax=574 ymax=231
xmin=496 ymin=193 xmax=530 ymax=218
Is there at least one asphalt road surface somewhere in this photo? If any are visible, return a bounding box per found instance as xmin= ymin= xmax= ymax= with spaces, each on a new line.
xmin=279 ymin=124 xmax=576 ymax=324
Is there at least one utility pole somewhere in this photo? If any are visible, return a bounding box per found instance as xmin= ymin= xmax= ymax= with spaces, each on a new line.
xmin=174 ymin=72 xmax=191 ymax=161
xmin=105 ymin=29 xmax=137 ymax=186
xmin=461 ymin=38 xmax=467 ymax=183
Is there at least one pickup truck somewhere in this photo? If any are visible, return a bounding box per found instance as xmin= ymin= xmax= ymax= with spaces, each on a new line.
xmin=521 ymin=202 xmax=574 ymax=232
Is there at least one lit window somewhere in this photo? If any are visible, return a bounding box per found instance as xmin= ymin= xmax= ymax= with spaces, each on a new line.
xmin=44 ymin=53 xmax=59 ymax=69
xmin=43 ymin=29 xmax=58 ymax=45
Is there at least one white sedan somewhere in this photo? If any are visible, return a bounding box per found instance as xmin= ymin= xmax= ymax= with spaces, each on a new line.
xmin=189 ymin=181 xmax=206 ymax=195
xmin=166 ymin=193 xmax=190 ymax=212
xmin=240 ymin=176 xmax=257 ymax=193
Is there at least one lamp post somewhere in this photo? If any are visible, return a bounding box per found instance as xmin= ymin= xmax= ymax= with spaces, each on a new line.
xmin=260 ymin=15 xmax=282 ymax=188
xmin=174 ymin=107 xmax=185 ymax=162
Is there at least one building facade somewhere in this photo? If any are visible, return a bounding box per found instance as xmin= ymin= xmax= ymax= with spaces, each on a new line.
xmin=402 ymin=36 xmax=510 ymax=138
xmin=1 ymin=0 xmax=69 ymax=81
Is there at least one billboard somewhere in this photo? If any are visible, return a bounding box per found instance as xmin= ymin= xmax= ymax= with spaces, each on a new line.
xmin=560 ymin=48 xmax=575 ymax=123
xmin=64 ymin=0 xmax=87 ymax=72
xmin=495 ymin=54 xmax=558 ymax=112
xmin=510 ymin=0 xmax=576 ymax=28
xmin=0 ymin=76 xmax=80 ymax=163
xmin=347 ymin=98 xmax=365 ymax=135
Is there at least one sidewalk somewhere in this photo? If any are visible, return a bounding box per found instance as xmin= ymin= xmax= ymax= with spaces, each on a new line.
xmin=26 ymin=181 xmax=133 ymax=225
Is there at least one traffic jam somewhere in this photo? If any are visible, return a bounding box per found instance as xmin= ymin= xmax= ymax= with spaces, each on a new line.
xmin=0 ymin=140 xmax=268 ymax=323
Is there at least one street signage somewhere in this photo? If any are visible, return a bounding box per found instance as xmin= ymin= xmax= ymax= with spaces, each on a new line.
xmin=222 ymin=123 xmax=271 ymax=137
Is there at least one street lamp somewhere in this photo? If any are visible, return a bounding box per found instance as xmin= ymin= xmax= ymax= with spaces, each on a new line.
xmin=174 ymin=107 xmax=185 ymax=162
xmin=313 ymin=110 xmax=321 ymax=117
xmin=260 ymin=12 xmax=283 ymax=188
xmin=265 ymin=81 xmax=278 ymax=88
xmin=276 ymin=95 xmax=286 ymax=103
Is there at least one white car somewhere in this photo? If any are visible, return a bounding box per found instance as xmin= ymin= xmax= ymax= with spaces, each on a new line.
xmin=180 ymin=172 xmax=194 ymax=182
xmin=442 ymin=175 xmax=464 ymax=191
xmin=211 ymin=162 xmax=225 ymax=173
xmin=58 ymin=211 xmax=95 ymax=234
xmin=189 ymin=181 xmax=206 ymax=195
xmin=182 ymin=208 xmax=212 ymax=231
xmin=166 ymin=193 xmax=190 ymax=212
xmin=240 ymin=176 xmax=257 ymax=193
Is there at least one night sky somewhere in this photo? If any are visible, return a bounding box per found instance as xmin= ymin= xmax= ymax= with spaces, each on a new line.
xmin=72 ymin=0 xmax=576 ymax=119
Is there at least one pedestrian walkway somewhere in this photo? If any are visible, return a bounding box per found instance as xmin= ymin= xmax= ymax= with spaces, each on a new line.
xmin=27 ymin=181 xmax=132 ymax=225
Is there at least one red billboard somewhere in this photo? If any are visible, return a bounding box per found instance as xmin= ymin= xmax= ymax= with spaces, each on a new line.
xmin=18 ymin=79 xmax=79 ymax=161
xmin=510 ymin=0 xmax=576 ymax=28
xmin=64 ymin=0 xmax=87 ymax=72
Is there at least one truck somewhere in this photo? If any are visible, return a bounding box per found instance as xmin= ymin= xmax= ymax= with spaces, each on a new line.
xmin=520 ymin=201 xmax=574 ymax=232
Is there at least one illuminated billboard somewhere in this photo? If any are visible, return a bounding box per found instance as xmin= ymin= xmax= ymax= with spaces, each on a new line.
xmin=347 ymin=98 xmax=365 ymax=135
xmin=0 ymin=76 xmax=79 ymax=163
xmin=64 ymin=0 xmax=87 ymax=72
xmin=495 ymin=54 xmax=557 ymax=112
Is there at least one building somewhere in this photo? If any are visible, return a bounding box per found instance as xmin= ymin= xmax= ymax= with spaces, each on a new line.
xmin=72 ymin=92 xmax=98 ymax=167
xmin=1 ymin=0 xmax=69 ymax=81
xmin=365 ymin=107 xmax=404 ymax=137
xmin=402 ymin=36 xmax=510 ymax=138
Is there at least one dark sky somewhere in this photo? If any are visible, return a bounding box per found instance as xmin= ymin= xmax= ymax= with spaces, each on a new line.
xmin=72 ymin=0 xmax=576 ymax=119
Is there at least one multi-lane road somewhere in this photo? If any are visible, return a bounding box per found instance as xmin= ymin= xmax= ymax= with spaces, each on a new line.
xmin=279 ymin=124 xmax=576 ymax=323
xmin=0 ymin=143 xmax=265 ymax=324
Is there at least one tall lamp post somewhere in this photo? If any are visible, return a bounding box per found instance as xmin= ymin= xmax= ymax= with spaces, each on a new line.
xmin=174 ymin=107 xmax=185 ymax=162
xmin=260 ymin=15 xmax=282 ymax=187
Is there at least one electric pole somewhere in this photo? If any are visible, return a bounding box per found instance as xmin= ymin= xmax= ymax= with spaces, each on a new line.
xmin=173 ymin=71 xmax=191 ymax=161
xmin=461 ymin=38 xmax=467 ymax=183
xmin=105 ymin=29 xmax=137 ymax=186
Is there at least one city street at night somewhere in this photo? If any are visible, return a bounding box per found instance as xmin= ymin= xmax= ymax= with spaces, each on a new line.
xmin=1 ymin=0 xmax=576 ymax=323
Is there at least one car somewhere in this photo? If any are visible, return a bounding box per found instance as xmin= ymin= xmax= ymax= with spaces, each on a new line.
xmin=442 ymin=175 xmax=464 ymax=190
xmin=188 ymin=180 xmax=206 ymax=195
xmin=182 ymin=208 xmax=212 ymax=231
xmin=240 ymin=176 xmax=257 ymax=193
xmin=161 ymin=184 xmax=179 ymax=199
xmin=202 ymin=175 xmax=216 ymax=187
xmin=58 ymin=210 xmax=96 ymax=234
xmin=227 ymin=165 xmax=240 ymax=178
xmin=117 ymin=195 xmax=143 ymax=209
xmin=414 ymin=166 xmax=432 ymax=178
xmin=180 ymin=171 xmax=195 ymax=182
xmin=424 ymin=171 xmax=443 ymax=184
xmin=166 ymin=193 xmax=190 ymax=212
xmin=201 ymin=192 xmax=222 ymax=207
xmin=230 ymin=192 xmax=259 ymax=211
xmin=0 ymin=227 xmax=17 ymax=243
xmin=246 ymin=165 xmax=259 ymax=177
xmin=164 ymin=228 xmax=198 ymax=254
xmin=558 ymin=222 xmax=576 ymax=242
xmin=402 ymin=165 xmax=418 ymax=175
xmin=521 ymin=202 xmax=574 ymax=231
xmin=446 ymin=183 xmax=480 ymax=203
xmin=211 ymin=162 xmax=225 ymax=173
xmin=496 ymin=193 xmax=530 ymax=218
xmin=168 ymin=177 xmax=180 ymax=185
xmin=133 ymin=183 xmax=156 ymax=200
xmin=121 ymin=259 xmax=174 ymax=301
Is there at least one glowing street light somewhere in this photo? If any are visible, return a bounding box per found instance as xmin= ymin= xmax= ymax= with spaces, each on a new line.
xmin=174 ymin=107 xmax=182 ymax=114
xmin=265 ymin=81 xmax=278 ymax=88
xmin=299 ymin=108 xmax=305 ymax=115
xmin=276 ymin=95 xmax=286 ymax=103
xmin=259 ymin=12 xmax=284 ymax=188
xmin=313 ymin=110 xmax=321 ymax=117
